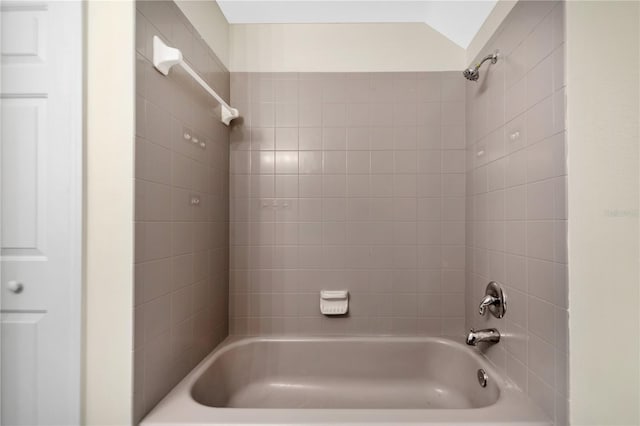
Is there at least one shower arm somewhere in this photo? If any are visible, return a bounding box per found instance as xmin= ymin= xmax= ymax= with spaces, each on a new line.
xmin=471 ymin=53 xmax=499 ymax=71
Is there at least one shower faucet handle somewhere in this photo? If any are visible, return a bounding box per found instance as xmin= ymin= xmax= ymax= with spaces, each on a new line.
xmin=478 ymin=294 xmax=499 ymax=316
xmin=478 ymin=281 xmax=506 ymax=319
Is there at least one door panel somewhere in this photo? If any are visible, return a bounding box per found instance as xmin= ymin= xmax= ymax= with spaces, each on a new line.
xmin=1 ymin=1 xmax=82 ymax=425
xmin=1 ymin=98 xmax=46 ymax=254
xmin=1 ymin=312 xmax=44 ymax=426
xmin=1 ymin=4 xmax=48 ymax=94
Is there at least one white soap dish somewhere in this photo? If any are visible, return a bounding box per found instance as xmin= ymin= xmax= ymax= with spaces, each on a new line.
xmin=320 ymin=290 xmax=349 ymax=315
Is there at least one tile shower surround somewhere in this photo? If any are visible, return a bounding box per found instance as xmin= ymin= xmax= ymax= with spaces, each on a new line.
xmin=229 ymin=72 xmax=467 ymax=336
xmin=134 ymin=1 xmax=230 ymax=422
xmin=132 ymin=1 xmax=567 ymax=425
xmin=464 ymin=1 xmax=568 ymax=424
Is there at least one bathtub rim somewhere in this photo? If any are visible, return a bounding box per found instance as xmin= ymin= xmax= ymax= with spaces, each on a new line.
xmin=141 ymin=335 xmax=551 ymax=426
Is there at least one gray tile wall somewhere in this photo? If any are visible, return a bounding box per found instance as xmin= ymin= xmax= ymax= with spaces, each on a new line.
xmin=229 ymin=72 xmax=466 ymax=336
xmin=464 ymin=1 xmax=568 ymax=424
xmin=133 ymin=1 xmax=567 ymax=422
xmin=134 ymin=1 xmax=229 ymax=421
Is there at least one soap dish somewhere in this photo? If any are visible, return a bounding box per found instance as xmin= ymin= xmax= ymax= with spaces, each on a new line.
xmin=320 ymin=290 xmax=349 ymax=315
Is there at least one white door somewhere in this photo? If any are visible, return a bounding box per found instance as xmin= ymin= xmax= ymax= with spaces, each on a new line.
xmin=1 ymin=1 xmax=82 ymax=425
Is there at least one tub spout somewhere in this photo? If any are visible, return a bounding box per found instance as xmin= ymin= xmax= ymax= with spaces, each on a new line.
xmin=466 ymin=328 xmax=500 ymax=346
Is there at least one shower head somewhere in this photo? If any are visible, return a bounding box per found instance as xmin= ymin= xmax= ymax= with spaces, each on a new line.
xmin=463 ymin=68 xmax=480 ymax=81
xmin=463 ymin=51 xmax=499 ymax=82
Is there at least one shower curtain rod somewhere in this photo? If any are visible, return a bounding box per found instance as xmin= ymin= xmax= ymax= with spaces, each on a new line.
xmin=152 ymin=36 xmax=240 ymax=126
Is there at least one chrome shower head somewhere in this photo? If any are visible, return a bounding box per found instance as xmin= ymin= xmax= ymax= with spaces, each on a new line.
xmin=463 ymin=51 xmax=499 ymax=82
xmin=463 ymin=68 xmax=480 ymax=81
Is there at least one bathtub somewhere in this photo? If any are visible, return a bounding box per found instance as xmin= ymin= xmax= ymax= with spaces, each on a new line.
xmin=141 ymin=336 xmax=550 ymax=425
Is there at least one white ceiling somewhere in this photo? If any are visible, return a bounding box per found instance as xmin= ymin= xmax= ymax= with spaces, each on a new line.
xmin=216 ymin=1 xmax=498 ymax=48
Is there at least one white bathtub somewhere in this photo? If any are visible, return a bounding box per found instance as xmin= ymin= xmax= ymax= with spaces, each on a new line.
xmin=141 ymin=336 xmax=550 ymax=425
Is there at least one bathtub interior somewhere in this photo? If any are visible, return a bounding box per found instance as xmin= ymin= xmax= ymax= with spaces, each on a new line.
xmin=191 ymin=339 xmax=500 ymax=409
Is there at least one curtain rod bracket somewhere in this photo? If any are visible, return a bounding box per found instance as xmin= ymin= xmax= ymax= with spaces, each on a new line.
xmin=152 ymin=36 xmax=239 ymax=126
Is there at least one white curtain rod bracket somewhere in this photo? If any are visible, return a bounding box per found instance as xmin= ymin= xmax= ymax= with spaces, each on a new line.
xmin=152 ymin=36 xmax=239 ymax=126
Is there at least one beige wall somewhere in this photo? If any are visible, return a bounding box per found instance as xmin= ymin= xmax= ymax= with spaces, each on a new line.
xmin=83 ymin=1 xmax=135 ymax=424
xmin=566 ymin=1 xmax=640 ymax=424
xmin=175 ymin=0 xmax=230 ymax=68
xmin=466 ymin=0 xmax=517 ymax=65
xmin=170 ymin=1 xmax=517 ymax=74
xmin=229 ymin=23 xmax=466 ymax=73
